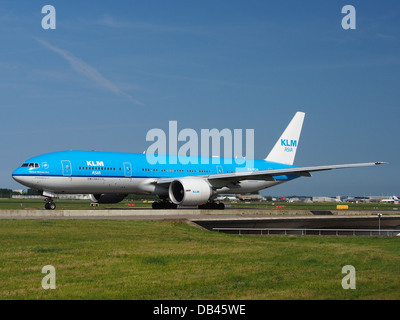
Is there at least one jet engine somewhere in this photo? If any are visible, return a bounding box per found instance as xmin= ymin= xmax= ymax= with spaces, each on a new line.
xmin=89 ymin=194 xmax=127 ymax=204
xmin=169 ymin=178 xmax=212 ymax=206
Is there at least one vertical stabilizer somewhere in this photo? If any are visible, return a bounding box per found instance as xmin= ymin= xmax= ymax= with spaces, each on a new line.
xmin=265 ymin=112 xmax=305 ymax=165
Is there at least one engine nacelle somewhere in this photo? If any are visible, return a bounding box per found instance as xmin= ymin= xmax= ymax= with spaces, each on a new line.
xmin=89 ymin=194 xmax=127 ymax=204
xmin=169 ymin=178 xmax=212 ymax=206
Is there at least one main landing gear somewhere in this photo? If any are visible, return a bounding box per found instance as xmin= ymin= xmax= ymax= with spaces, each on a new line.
xmin=152 ymin=200 xmax=178 ymax=209
xmin=198 ymin=202 xmax=225 ymax=210
xmin=44 ymin=198 xmax=56 ymax=210
xmin=151 ymin=198 xmax=225 ymax=210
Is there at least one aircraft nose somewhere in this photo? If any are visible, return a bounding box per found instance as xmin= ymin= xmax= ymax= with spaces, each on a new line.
xmin=12 ymin=168 xmax=24 ymax=183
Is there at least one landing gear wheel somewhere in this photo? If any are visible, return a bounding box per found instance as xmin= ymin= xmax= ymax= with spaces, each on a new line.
xmin=198 ymin=202 xmax=225 ymax=210
xmin=44 ymin=198 xmax=56 ymax=210
xmin=152 ymin=200 xmax=177 ymax=209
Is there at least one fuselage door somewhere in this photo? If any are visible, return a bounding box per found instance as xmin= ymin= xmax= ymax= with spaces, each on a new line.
xmin=123 ymin=162 xmax=132 ymax=177
xmin=216 ymin=165 xmax=223 ymax=174
xmin=61 ymin=160 xmax=72 ymax=176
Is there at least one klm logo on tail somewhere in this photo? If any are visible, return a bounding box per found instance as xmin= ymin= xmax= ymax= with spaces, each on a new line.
xmin=281 ymin=139 xmax=297 ymax=152
xmin=265 ymin=111 xmax=304 ymax=165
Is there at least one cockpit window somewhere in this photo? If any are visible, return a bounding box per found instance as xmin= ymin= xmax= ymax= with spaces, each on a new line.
xmin=22 ymin=163 xmax=39 ymax=168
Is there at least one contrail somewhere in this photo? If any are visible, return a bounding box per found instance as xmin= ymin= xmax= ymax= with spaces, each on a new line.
xmin=35 ymin=38 xmax=143 ymax=105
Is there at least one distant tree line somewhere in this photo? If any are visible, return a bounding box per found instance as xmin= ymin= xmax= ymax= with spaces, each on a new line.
xmin=125 ymin=194 xmax=158 ymax=201
xmin=0 ymin=189 xmax=17 ymax=198
xmin=0 ymin=188 xmax=40 ymax=198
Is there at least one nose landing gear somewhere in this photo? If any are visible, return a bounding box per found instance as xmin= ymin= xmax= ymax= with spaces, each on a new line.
xmin=44 ymin=198 xmax=56 ymax=210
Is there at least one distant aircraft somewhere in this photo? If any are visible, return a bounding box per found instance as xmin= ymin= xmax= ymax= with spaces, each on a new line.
xmin=215 ymin=195 xmax=238 ymax=201
xmin=12 ymin=112 xmax=385 ymax=210
xmin=380 ymin=196 xmax=399 ymax=204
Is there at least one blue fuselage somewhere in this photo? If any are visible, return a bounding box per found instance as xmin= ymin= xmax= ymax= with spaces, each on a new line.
xmin=12 ymin=150 xmax=299 ymax=195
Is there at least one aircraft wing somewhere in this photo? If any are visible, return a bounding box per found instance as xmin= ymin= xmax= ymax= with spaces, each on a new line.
xmin=156 ymin=162 xmax=386 ymax=186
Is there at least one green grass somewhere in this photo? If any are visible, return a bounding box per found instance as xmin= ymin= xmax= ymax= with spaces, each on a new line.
xmin=0 ymin=198 xmax=153 ymax=210
xmin=1 ymin=198 xmax=399 ymax=211
xmin=0 ymin=220 xmax=399 ymax=299
xmin=229 ymin=200 xmax=399 ymax=212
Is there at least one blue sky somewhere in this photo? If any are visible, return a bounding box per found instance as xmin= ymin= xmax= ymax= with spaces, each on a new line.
xmin=1 ymin=0 xmax=399 ymax=196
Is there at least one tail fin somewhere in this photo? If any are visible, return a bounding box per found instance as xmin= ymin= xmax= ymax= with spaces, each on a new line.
xmin=265 ymin=111 xmax=305 ymax=165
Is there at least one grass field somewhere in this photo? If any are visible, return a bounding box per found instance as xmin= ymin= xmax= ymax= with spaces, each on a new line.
xmin=1 ymin=198 xmax=399 ymax=211
xmin=0 ymin=219 xmax=399 ymax=300
xmin=0 ymin=198 xmax=151 ymax=210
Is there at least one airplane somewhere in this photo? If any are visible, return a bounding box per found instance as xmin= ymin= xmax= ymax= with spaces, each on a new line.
xmin=380 ymin=196 xmax=399 ymax=204
xmin=12 ymin=112 xmax=385 ymax=210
